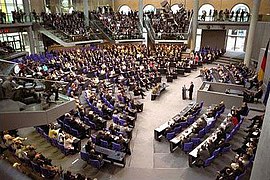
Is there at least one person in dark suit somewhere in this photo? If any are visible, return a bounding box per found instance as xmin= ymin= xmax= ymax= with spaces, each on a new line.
xmin=85 ymin=140 xmax=95 ymax=154
xmin=188 ymin=82 xmax=194 ymax=100
xmin=195 ymin=146 xmax=210 ymax=167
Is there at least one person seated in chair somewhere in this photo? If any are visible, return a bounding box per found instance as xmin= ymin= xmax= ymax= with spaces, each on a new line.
xmin=64 ymin=135 xmax=74 ymax=150
xmin=238 ymin=102 xmax=249 ymax=116
xmin=243 ymin=86 xmax=263 ymax=103
xmin=89 ymin=149 xmax=103 ymax=162
xmin=95 ymin=131 xmax=105 ymax=145
xmin=103 ymin=131 xmax=113 ymax=145
xmin=194 ymin=145 xmax=210 ymax=167
xmin=85 ymin=139 xmax=95 ymax=154
xmin=134 ymin=85 xmax=146 ymax=99
xmin=247 ymin=114 xmax=264 ymax=129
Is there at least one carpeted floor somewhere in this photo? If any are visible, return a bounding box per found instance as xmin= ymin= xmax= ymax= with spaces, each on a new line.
xmin=16 ymin=64 xmax=262 ymax=180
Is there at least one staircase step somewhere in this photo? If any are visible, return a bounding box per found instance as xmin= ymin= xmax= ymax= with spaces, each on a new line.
xmin=219 ymin=56 xmax=243 ymax=63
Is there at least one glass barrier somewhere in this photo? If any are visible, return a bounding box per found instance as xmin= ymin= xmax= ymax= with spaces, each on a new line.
xmin=198 ymin=15 xmax=250 ymax=22
xmin=154 ymin=32 xmax=189 ymax=40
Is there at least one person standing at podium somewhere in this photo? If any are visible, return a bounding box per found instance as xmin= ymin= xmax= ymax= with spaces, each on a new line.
xmin=182 ymin=85 xmax=187 ymax=100
xmin=188 ymin=82 xmax=194 ymax=100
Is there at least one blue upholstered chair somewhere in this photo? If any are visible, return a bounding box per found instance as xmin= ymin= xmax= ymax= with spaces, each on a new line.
xmin=212 ymin=148 xmax=221 ymax=158
xmin=31 ymin=161 xmax=41 ymax=173
xmin=100 ymin=139 xmax=109 ymax=148
xmin=191 ymin=138 xmax=201 ymax=146
xmin=119 ymin=119 xmax=126 ymax=126
xmin=89 ymin=159 xmax=104 ymax=169
xmin=112 ymin=116 xmax=119 ymax=124
xmin=204 ymin=125 xmax=211 ymax=133
xmin=187 ymin=117 xmax=195 ymax=125
xmin=166 ymin=132 xmax=175 ymax=140
xmin=179 ymin=122 xmax=188 ymax=128
xmin=197 ymin=129 xmax=206 ymax=138
xmin=112 ymin=142 xmax=122 ymax=151
xmin=221 ymin=144 xmax=231 ymax=154
xmin=173 ymin=126 xmax=182 ymax=134
xmin=204 ymin=155 xmax=215 ymax=167
xmin=183 ymin=142 xmax=194 ymax=153
xmin=80 ymin=151 xmax=90 ymax=162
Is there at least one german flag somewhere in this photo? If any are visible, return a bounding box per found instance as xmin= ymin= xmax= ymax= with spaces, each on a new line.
xmin=258 ymin=40 xmax=269 ymax=82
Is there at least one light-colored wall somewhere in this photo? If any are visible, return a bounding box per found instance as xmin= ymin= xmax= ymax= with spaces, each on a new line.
xmin=114 ymin=0 xmax=270 ymax=15
xmin=196 ymin=82 xmax=244 ymax=109
xmin=252 ymin=22 xmax=270 ymax=61
xmin=30 ymin=0 xmax=45 ymax=13
xmin=31 ymin=0 xmax=270 ymax=15
xmin=250 ymin=95 xmax=270 ymax=180
xmin=31 ymin=0 xmax=112 ymax=13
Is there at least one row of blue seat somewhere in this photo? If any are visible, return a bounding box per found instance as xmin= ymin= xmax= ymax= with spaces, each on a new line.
xmin=57 ymin=118 xmax=85 ymax=139
xmin=165 ymin=101 xmax=205 ymax=141
xmin=36 ymin=127 xmax=73 ymax=156
xmin=203 ymin=117 xmax=245 ymax=168
xmin=80 ymin=151 xmax=104 ymax=169
xmin=181 ymin=112 xmax=222 ymax=154
xmin=91 ymin=135 xmax=124 ymax=152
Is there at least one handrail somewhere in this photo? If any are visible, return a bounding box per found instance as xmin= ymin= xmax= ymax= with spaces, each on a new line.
xmin=144 ymin=19 xmax=155 ymax=42
xmin=187 ymin=14 xmax=193 ymax=35
xmin=91 ymin=13 xmax=114 ymax=35
xmin=89 ymin=18 xmax=114 ymax=41
xmin=146 ymin=19 xmax=156 ymax=39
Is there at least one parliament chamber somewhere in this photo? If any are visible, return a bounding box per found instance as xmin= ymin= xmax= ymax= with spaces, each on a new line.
xmin=0 ymin=0 xmax=270 ymax=180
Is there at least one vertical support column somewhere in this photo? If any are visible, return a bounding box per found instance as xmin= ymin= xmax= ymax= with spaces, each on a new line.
xmin=112 ymin=0 xmax=115 ymax=11
xmin=23 ymin=0 xmax=31 ymax=22
xmin=244 ymin=0 xmax=262 ymax=67
xmin=83 ymin=0 xmax=89 ymax=26
xmin=250 ymin=96 xmax=270 ymax=180
xmin=244 ymin=29 xmax=249 ymax=52
xmin=224 ymin=29 xmax=229 ymax=50
xmin=139 ymin=0 xmax=143 ymax=27
xmin=191 ymin=0 xmax=199 ymax=51
xmin=33 ymin=31 xmax=41 ymax=53
xmin=26 ymin=27 xmax=35 ymax=54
